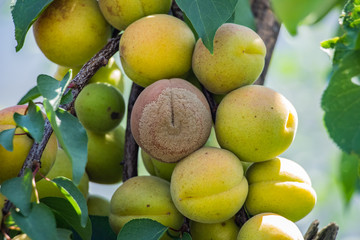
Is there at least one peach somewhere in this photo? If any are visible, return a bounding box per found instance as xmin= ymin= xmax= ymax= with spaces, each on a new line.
xmin=170 ymin=147 xmax=248 ymax=223
xmin=131 ymin=78 xmax=212 ymax=163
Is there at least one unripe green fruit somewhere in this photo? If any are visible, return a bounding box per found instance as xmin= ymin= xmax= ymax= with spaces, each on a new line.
xmin=171 ymin=147 xmax=248 ymax=223
xmin=215 ymin=85 xmax=298 ymax=162
xmin=33 ymin=0 xmax=111 ymax=68
xmin=109 ymin=176 xmax=184 ymax=236
xmin=99 ymin=0 xmax=172 ymax=30
xmin=141 ymin=149 xmax=177 ymax=182
xmin=75 ymin=83 xmax=125 ymax=133
xmin=87 ymin=195 xmax=110 ymax=216
xmin=120 ymin=14 xmax=195 ymax=87
xmin=190 ymin=217 xmax=240 ymax=240
xmin=237 ymin=213 xmax=304 ymax=240
xmin=86 ymin=126 xmax=125 ymax=184
xmin=192 ymin=23 xmax=266 ymax=94
xmin=245 ymin=157 xmax=316 ymax=222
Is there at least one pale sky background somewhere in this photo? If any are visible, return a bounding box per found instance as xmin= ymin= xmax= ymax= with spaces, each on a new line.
xmin=0 ymin=1 xmax=359 ymax=239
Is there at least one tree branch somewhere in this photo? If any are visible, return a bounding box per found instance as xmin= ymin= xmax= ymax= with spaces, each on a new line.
xmin=122 ymin=83 xmax=144 ymax=182
xmin=251 ymin=0 xmax=281 ymax=85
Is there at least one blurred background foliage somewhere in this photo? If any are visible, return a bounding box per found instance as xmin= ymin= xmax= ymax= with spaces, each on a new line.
xmin=0 ymin=0 xmax=359 ymax=239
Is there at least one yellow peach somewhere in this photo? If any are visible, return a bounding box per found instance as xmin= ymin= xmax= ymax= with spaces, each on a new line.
xmin=170 ymin=147 xmax=248 ymax=223
xmin=120 ymin=14 xmax=195 ymax=87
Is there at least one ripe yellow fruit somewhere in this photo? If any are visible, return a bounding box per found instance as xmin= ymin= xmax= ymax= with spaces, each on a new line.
xmin=215 ymin=85 xmax=298 ymax=162
xmin=109 ymin=176 xmax=184 ymax=236
xmin=193 ymin=23 xmax=266 ymax=94
xmin=33 ymin=0 xmax=111 ymax=67
xmin=99 ymin=0 xmax=172 ymax=30
xmin=170 ymin=147 xmax=248 ymax=223
xmin=86 ymin=126 xmax=125 ymax=184
xmin=120 ymin=14 xmax=195 ymax=87
xmin=0 ymin=105 xmax=57 ymax=184
xmin=35 ymin=148 xmax=89 ymax=200
xmin=245 ymin=157 xmax=316 ymax=222
xmin=237 ymin=213 xmax=304 ymax=240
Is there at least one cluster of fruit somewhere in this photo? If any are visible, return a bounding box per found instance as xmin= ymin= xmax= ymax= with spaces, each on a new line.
xmin=0 ymin=0 xmax=318 ymax=239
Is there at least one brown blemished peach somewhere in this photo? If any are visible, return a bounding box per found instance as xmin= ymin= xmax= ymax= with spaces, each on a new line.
xmin=131 ymin=78 xmax=212 ymax=163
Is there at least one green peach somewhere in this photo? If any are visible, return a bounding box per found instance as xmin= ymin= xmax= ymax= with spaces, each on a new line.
xmin=192 ymin=23 xmax=266 ymax=94
xmin=215 ymin=85 xmax=298 ymax=162
xmin=190 ymin=217 xmax=240 ymax=240
xmin=237 ymin=213 xmax=304 ymax=240
xmin=245 ymin=157 xmax=316 ymax=222
xmin=120 ymin=14 xmax=195 ymax=87
xmin=86 ymin=126 xmax=125 ymax=184
xmin=75 ymin=83 xmax=125 ymax=133
xmin=87 ymin=195 xmax=110 ymax=216
xmin=99 ymin=0 xmax=172 ymax=30
xmin=109 ymin=176 xmax=184 ymax=236
xmin=33 ymin=0 xmax=111 ymax=68
xmin=141 ymin=149 xmax=176 ymax=182
xmin=170 ymin=147 xmax=248 ymax=223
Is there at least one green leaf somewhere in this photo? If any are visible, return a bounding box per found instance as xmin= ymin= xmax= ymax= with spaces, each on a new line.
xmin=13 ymin=101 xmax=44 ymax=143
xmin=181 ymin=232 xmax=192 ymax=240
xmin=11 ymin=202 xmax=58 ymax=240
xmin=88 ymin=216 xmax=117 ymax=240
xmin=43 ymin=104 xmax=87 ymax=185
xmin=117 ymin=219 xmax=168 ymax=240
xmin=0 ymin=128 xmax=16 ymax=151
xmin=175 ymin=0 xmax=238 ymax=53
xmin=321 ymin=0 xmax=360 ymax=156
xmin=37 ymin=72 xmax=72 ymax=111
xmin=56 ymin=228 xmax=73 ymax=240
xmin=270 ymin=0 xmax=322 ymax=35
xmin=60 ymin=90 xmax=74 ymax=105
xmin=17 ymin=86 xmax=41 ymax=105
xmin=10 ymin=0 xmax=54 ymax=51
xmin=233 ymin=0 xmax=256 ymax=30
xmin=339 ymin=153 xmax=360 ymax=205
xmin=51 ymin=177 xmax=88 ymax=228
xmin=41 ymin=197 xmax=92 ymax=240
xmin=0 ymin=169 xmax=33 ymax=216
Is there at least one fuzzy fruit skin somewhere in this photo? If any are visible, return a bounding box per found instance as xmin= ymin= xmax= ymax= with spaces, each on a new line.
xmin=0 ymin=105 xmax=57 ymax=184
xmin=190 ymin=217 xmax=240 ymax=240
xmin=215 ymin=85 xmax=298 ymax=162
xmin=75 ymin=83 xmax=125 ymax=133
xmin=35 ymin=148 xmax=89 ymax=200
xmin=141 ymin=149 xmax=176 ymax=182
xmin=86 ymin=126 xmax=125 ymax=184
xmin=33 ymin=0 xmax=111 ymax=67
xmin=245 ymin=157 xmax=316 ymax=222
xmin=131 ymin=78 xmax=212 ymax=163
xmin=87 ymin=195 xmax=110 ymax=216
xmin=109 ymin=176 xmax=184 ymax=236
xmin=192 ymin=23 xmax=266 ymax=95
xmin=99 ymin=0 xmax=172 ymax=30
xmin=170 ymin=147 xmax=248 ymax=224
xmin=237 ymin=213 xmax=304 ymax=240
xmin=120 ymin=14 xmax=195 ymax=87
